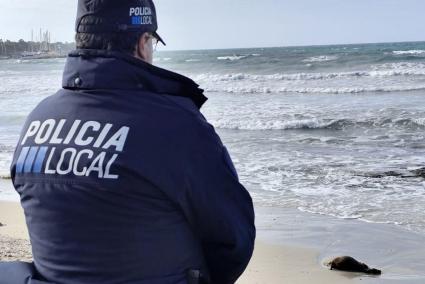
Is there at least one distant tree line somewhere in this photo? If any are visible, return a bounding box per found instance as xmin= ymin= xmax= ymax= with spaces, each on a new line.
xmin=0 ymin=39 xmax=75 ymax=58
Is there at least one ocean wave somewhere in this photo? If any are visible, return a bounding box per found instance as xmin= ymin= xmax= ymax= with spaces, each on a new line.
xmin=185 ymin=59 xmax=201 ymax=62
xmin=302 ymin=55 xmax=338 ymax=62
xmin=205 ymin=85 xmax=425 ymax=94
xmin=15 ymin=58 xmax=66 ymax=64
xmin=213 ymin=118 xmax=351 ymax=131
xmin=0 ymin=114 xmax=28 ymax=125
xmin=212 ymin=117 xmax=425 ymax=130
xmin=217 ymin=55 xmax=247 ymax=61
xmin=197 ymin=72 xmax=357 ymax=82
xmin=374 ymin=62 xmax=425 ymax=70
xmin=0 ymin=70 xmax=22 ymax=76
xmin=411 ymin=118 xmax=425 ymax=126
xmin=195 ymin=67 xmax=425 ymax=83
xmin=0 ymin=144 xmax=15 ymax=153
xmin=393 ymin=50 xmax=425 ymax=55
xmin=153 ymin=57 xmax=172 ymax=62
xmin=212 ymin=118 xmax=344 ymax=130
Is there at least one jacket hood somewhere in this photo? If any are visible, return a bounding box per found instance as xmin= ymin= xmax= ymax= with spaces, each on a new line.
xmin=62 ymin=49 xmax=208 ymax=109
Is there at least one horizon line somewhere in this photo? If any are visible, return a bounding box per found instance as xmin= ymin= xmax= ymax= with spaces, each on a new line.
xmin=1 ymin=38 xmax=424 ymax=52
xmin=160 ymin=40 xmax=425 ymax=52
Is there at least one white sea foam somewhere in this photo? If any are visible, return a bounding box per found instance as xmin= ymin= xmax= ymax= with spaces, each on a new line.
xmin=194 ymin=60 xmax=425 ymax=94
xmin=413 ymin=118 xmax=425 ymax=126
xmin=197 ymin=72 xmax=350 ymax=82
xmin=185 ymin=59 xmax=201 ymax=62
xmin=154 ymin=57 xmax=172 ymax=62
xmin=208 ymin=85 xmax=425 ymax=94
xmin=393 ymin=50 xmax=425 ymax=55
xmin=211 ymin=118 xmax=339 ymax=130
xmin=210 ymin=116 xmax=425 ymax=131
xmin=374 ymin=61 xmax=425 ymax=70
xmin=297 ymin=206 xmax=363 ymax=220
xmin=217 ymin=55 xmax=247 ymax=61
xmin=195 ymin=65 xmax=425 ymax=84
xmin=302 ymin=55 xmax=338 ymax=62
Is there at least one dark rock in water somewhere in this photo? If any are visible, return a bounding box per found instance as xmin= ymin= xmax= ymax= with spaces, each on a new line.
xmin=411 ymin=167 xmax=425 ymax=178
xmin=383 ymin=171 xmax=403 ymax=177
xmin=362 ymin=170 xmax=406 ymax=178
xmin=361 ymin=168 xmax=425 ymax=179
xmin=327 ymin=256 xmax=381 ymax=275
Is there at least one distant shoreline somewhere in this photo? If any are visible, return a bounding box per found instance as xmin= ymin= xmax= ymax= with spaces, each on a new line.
xmin=2 ymin=39 xmax=425 ymax=53
xmin=0 ymin=55 xmax=67 ymax=60
xmin=154 ymin=40 xmax=425 ymax=53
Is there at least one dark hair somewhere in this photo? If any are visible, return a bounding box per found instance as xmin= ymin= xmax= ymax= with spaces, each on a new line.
xmin=75 ymin=16 xmax=145 ymax=55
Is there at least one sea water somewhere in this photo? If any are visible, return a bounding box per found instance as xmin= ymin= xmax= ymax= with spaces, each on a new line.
xmin=1 ymin=42 xmax=425 ymax=235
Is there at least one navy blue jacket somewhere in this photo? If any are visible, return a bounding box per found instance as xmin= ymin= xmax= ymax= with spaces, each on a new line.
xmin=9 ymin=50 xmax=256 ymax=284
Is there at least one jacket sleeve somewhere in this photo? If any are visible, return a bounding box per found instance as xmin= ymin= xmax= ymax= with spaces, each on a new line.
xmin=176 ymin=121 xmax=256 ymax=284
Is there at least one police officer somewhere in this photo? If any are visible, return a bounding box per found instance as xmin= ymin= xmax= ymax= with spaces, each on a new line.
xmin=2 ymin=0 xmax=255 ymax=284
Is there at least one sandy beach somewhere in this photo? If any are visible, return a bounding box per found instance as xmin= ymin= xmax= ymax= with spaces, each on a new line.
xmin=0 ymin=202 xmax=423 ymax=284
xmin=0 ymin=199 xmax=365 ymax=284
xmin=238 ymin=242 xmax=368 ymax=284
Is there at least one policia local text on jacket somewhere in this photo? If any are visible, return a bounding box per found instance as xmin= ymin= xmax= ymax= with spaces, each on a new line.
xmin=4 ymin=50 xmax=256 ymax=284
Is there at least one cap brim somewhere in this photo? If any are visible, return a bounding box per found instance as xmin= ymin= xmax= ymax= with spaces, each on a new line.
xmin=153 ymin=31 xmax=166 ymax=46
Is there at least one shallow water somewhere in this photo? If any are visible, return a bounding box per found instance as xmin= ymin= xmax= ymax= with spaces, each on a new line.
xmin=203 ymin=91 xmax=425 ymax=234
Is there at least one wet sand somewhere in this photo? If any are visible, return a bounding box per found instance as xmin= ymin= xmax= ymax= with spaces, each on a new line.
xmin=252 ymin=206 xmax=425 ymax=283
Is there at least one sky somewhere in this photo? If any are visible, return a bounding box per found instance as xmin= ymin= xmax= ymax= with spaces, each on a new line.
xmin=0 ymin=0 xmax=424 ymax=51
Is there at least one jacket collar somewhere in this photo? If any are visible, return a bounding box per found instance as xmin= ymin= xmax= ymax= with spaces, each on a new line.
xmin=62 ymin=49 xmax=208 ymax=109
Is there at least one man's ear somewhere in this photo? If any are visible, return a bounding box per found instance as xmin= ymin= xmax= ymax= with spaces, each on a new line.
xmin=139 ymin=33 xmax=150 ymax=51
xmin=135 ymin=32 xmax=149 ymax=60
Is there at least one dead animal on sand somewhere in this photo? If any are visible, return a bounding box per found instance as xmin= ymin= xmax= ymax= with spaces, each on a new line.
xmin=326 ymin=256 xmax=381 ymax=275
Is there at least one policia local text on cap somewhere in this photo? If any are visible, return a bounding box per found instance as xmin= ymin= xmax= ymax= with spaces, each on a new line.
xmin=76 ymin=0 xmax=166 ymax=64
